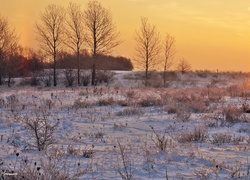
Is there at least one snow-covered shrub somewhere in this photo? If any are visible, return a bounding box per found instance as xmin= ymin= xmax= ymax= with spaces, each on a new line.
xmin=223 ymin=106 xmax=243 ymax=123
xmin=0 ymin=97 xmax=5 ymax=108
xmin=43 ymin=99 xmax=54 ymax=110
xmin=196 ymin=70 xmax=209 ymax=78
xmin=23 ymin=114 xmax=59 ymax=151
xmin=82 ymin=145 xmax=95 ymax=158
xmin=42 ymin=147 xmax=89 ymax=179
xmin=242 ymin=102 xmax=250 ymax=113
xmin=114 ymin=140 xmax=135 ymax=180
xmin=177 ymin=125 xmax=208 ymax=143
xmin=40 ymin=70 xmax=53 ymax=87
xmin=211 ymin=133 xmax=232 ymax=145
xmin=213 ymin=106 xmax=248 ymax=126
xmin=64 ymin=69 xmax=75 ymax=87
xmin=237 ymin=125 xmax=250 ymax=133
xmin=6 ymin=94 xmax=18 ymax=106
xmin=176 ymin=108 xmax=191 ymax=122
xmin=113 ymin=122 xmax=127 ymax=130
xmin=95 ymin=70 xmax=115 ymax=85
xmin=73 ymin=98 xmax=93 ymax=109
xmin=171 ymin=93 xmax=209 ymax=114
xmin=81 ymin=72 xmax=91 ymax=86
xmin=67 ymin=145 xmax=80 ymax=156
xmin=2 ymin=148 xmax=89 ymax=180
xmin=30 ymin=76 xmax=40 ymax=86
xmin=165 ymin=104 xmax=177 ymax=114
xmin=98 ymin=97 xmax=114 ymax=106
xmin=194 ymin=166 xmax=213 ymax=179
xmin=150 ymin=126 xmax=176 ymax=152
xmin=227 ymin=84 xmax=241 ymax=97
xmin=116 ymin=107 xmax=143 ymax=116
xmin=6 ymin=94 xmax=18 ymax=111
xmin=126 ymin=90 xmax=136 ymax=99
xmin=146 ymin=75 xmax=163 ymax=88
xmin=232 ymin=135 xmax=245 ymax=145
xmin=117 ymin=99 xmax=130 ymax=107
xmin=138 ymin=97 xmax=163 ymax=107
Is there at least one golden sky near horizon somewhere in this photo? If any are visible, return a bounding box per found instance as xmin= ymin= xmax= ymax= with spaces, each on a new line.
xmin=1 ymin=0 xmax=250 ymax=71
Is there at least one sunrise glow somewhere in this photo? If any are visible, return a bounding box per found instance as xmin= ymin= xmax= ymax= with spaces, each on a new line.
xmin=1 ymin=0 xmax=250 ymax=71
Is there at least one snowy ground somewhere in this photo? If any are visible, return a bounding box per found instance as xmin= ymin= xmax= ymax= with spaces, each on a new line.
xmin=0 ymin=71 xmax=250 ymax=179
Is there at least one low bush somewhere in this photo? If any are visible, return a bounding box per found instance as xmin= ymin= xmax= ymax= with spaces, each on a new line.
xmin=98 ymin=97 xmax=114 ymax=106
xmin=116 ymin=107 xmax=143 ymax=116
xmin=150 ymin=126 xmax=176 ymax=152
xmin=23 ymin=114 xmax=59 ymax=151
xmin=177 ymin=125 xmax=208 ymax=143
xmin=223 ymin=106 xmax=243 ymax=123
xmin=176 ymin=108 xmax=191 ymax=122
xmin=73 ymin=98 xmax=93 ymax=109
xmin=81 ymin=71 xmax=91 ymax=86
xmin=138 ymin=97 xmax=163 ymax=107
xmin=211 ymin=133 xmax=232 ymax=145
xmin=95 ymin=70 xmax=115 ymax=85
xmin=64 ymin=69 xmax=75 ymax=87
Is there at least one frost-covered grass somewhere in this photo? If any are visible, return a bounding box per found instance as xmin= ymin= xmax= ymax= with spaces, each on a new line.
xmin=0 ymin=71 xmax=250 ymax=179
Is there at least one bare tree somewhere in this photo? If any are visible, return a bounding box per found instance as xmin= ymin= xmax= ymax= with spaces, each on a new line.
xmin=0 ymin=15 xmax=19 ymax=85
xmin=84 ymin=0 xmax=120 ymax=85
xmin=36 ymin=4 xmax=65 ymax=86
xmin=66 ymin=2 xmax=85 ymax=85
xmin=177 ymin=58 xmax=192 ymax=74
xmin=24 ymin=113 xmax=59 ymax=151
xmin=6 ymin=49 xmax=22 ymax=87
xmin=134 ymin=17 xmax=161 ymax=86
xmin=163 ymin=33 xmax=176 ymax=87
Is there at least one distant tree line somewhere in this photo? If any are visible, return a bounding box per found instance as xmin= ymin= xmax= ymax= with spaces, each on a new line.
xmin=0 ymin=46 xmax=133 ymax=87
xmin=0 ymin=0 xmax=192 ymax=87
xmin=56 ymin=52 xmax=133 ymax=71
xmin=0 ymin=0 xmax=133 ymax=87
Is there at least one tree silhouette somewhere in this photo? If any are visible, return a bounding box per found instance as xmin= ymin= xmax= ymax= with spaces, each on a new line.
xmin=66 ymin=2 xmax=85 ymax=85
xmin=0 ymin=15 xmax=19 ymax=85
xmin=84 ymin=0 xmax=120 ymax=85
xmin=134 ymin=17 xmax=161 ymax=86
xmin=163 ymin=33 xmax=176 ymax=86
xmin=36 ymin=4 xmax=65 ymax=86
xmin=177 ymin=58 xmax=192 ymax=74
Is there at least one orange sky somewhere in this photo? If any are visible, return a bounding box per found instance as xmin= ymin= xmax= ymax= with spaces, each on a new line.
xmin=1 ymin=0 xmax=250 ymax=72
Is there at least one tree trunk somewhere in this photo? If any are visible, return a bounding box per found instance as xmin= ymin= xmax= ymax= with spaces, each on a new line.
xmin=53 ymin=49 xmax=57 ymax=86
xmin=7 ymin=73 xmax=11 ymax=87
xmin=91 ymin=61 xmax=96 ymax=86
xmin=77 ymin=51 xmax=80 ymax=86
xmin=0 ymin=73 xmax=2 ymax=85
xmin=145 ymin=51 xmax=149 ymax=87
xmin=145 ymin=70 xmax=148 ymax=87
xmin=163 ymin=70 xmax=167 ymax=87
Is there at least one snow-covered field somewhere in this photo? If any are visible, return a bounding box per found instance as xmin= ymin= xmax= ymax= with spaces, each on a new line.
xmin=0 ymin=71 xmax=250 ymax=179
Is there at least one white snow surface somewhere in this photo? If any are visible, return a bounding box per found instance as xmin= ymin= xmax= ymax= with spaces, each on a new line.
xmin=0 ymin=71 xmax=250 ymax=179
